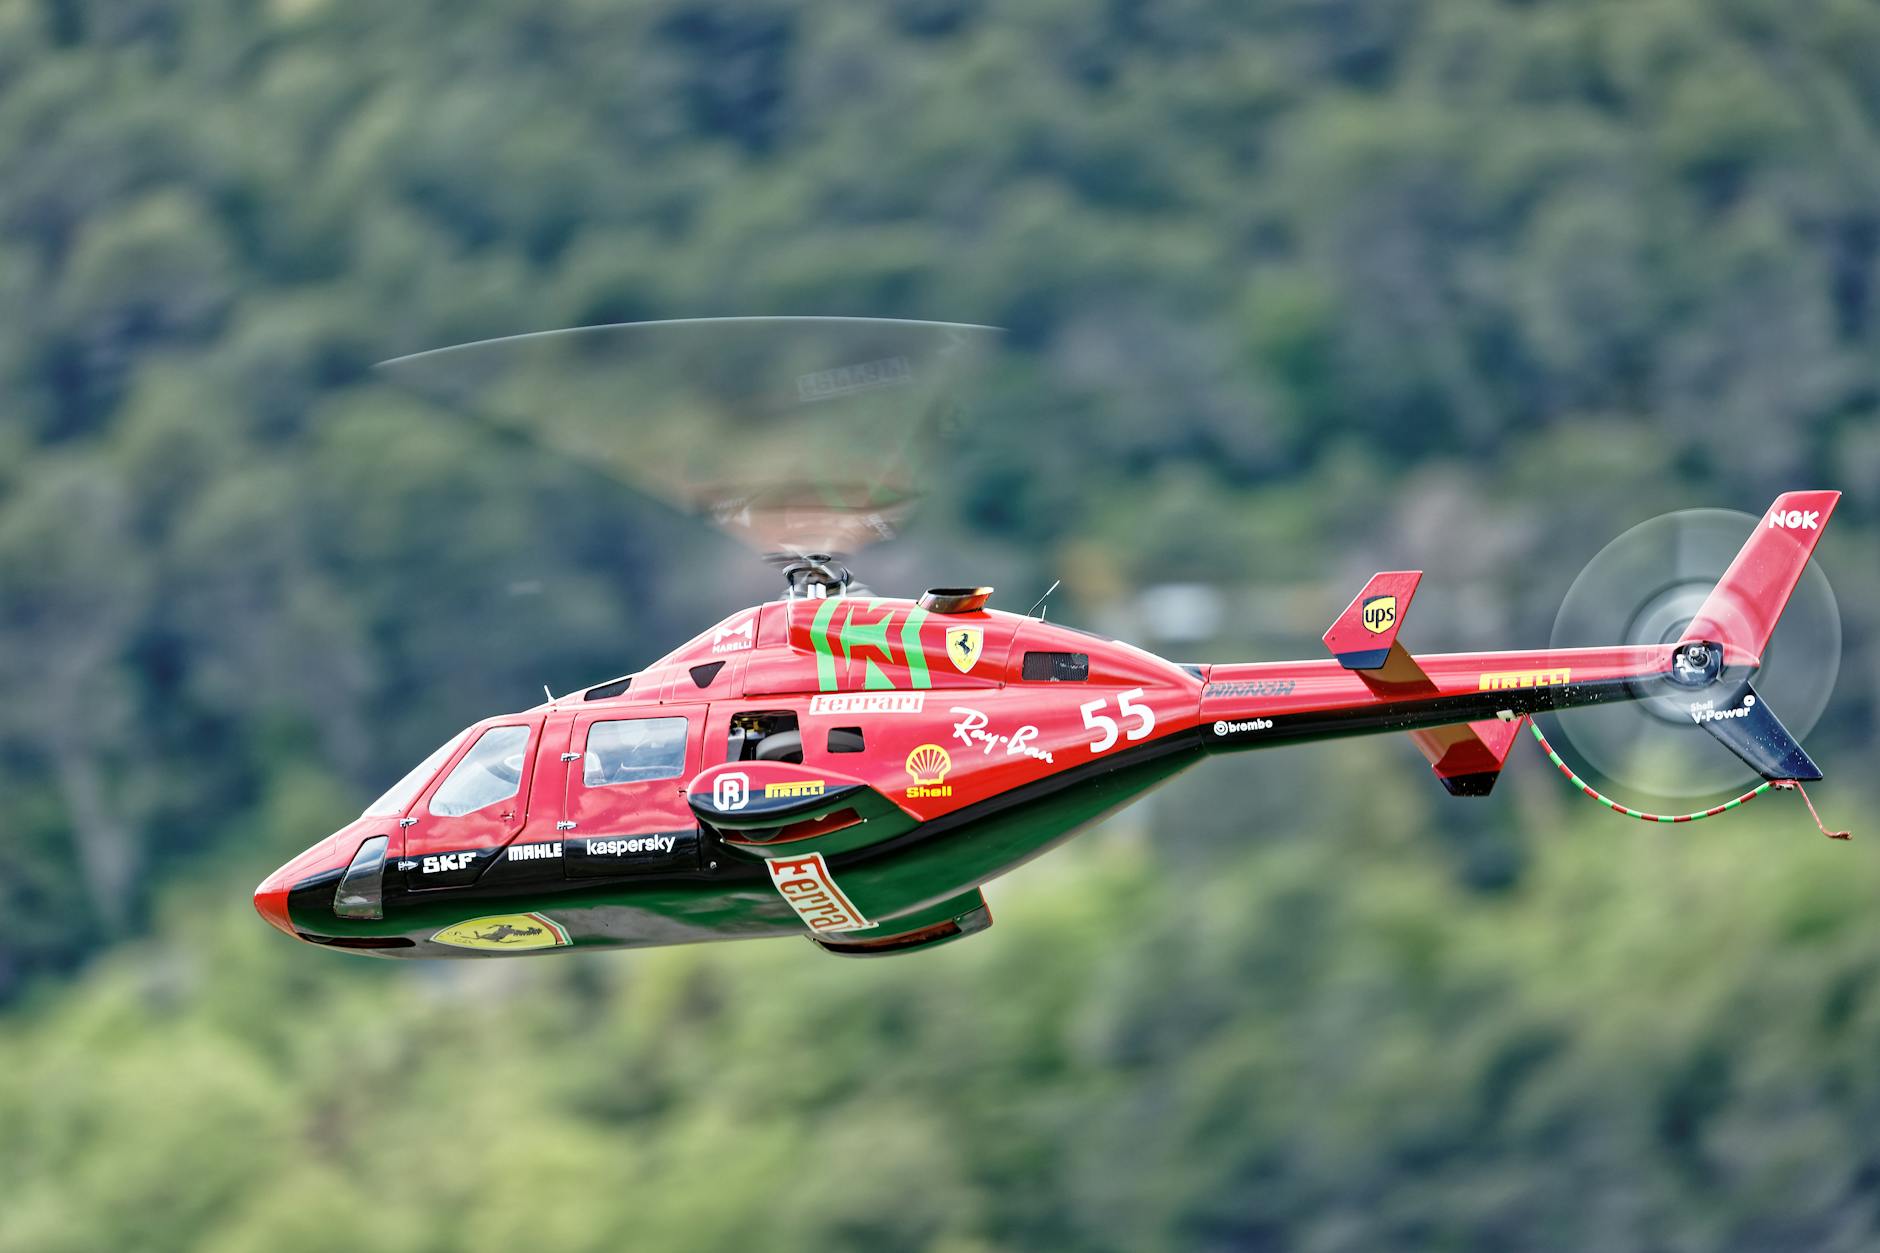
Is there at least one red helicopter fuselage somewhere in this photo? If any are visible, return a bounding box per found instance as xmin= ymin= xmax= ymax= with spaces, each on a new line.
xmin=254 ymin=491 xmax=1839 ymax=959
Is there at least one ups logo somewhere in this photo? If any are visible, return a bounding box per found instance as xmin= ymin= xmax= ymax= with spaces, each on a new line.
xmin=1361 ymin=595 xmax=1397 ymax=635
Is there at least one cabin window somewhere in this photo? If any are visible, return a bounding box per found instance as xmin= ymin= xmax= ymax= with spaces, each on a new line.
xmin=364 ymin=729 xmax=470 ymax=817
xmin=584 ymin=717 xmax=689 ymax=786
xmin=429 ymin=725 xmax=532 ymax=817
xmin=1022 ymin=651 xmax=1089 ymax=682
xmin=727 ymin=711 xmax=802 ymax=763
xmin=583 ymin=676 xmax=633 ymax=701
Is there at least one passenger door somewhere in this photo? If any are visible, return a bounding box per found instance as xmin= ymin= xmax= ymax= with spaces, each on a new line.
xmin=559 ymin=707 xmax=704 ymax=877
xmin=399 ymin=718 xmax=544 ymax=890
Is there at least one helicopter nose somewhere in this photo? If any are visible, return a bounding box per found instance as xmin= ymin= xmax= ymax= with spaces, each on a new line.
xmin=253 ymin=864 xmax=297 ymax=937
xmin=253 ymin=835 xmax=339 ymax=939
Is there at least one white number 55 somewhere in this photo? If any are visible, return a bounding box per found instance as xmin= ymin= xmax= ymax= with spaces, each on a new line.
xmin=1080 ymin=688 xmax=1156 ymax=753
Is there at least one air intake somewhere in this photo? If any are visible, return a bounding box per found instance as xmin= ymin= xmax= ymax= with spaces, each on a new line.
xmin=918 ymin=587 xmax=993 ymax=614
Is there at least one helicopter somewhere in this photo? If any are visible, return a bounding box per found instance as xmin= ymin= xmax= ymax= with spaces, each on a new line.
xmin=253 ymin=320 xmax=1845 ymax=959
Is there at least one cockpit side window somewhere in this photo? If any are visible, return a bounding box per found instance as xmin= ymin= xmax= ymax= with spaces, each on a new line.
xmin=363 ymin=729 xmax=470 ymax=817
xmin=428 ymin=725 xmax=532 ymax=817
xmin=583 ymin=717 xmax=689 ymax=786
xmin=1022 ymin=651 xmax=1090 ymax=681
xmin=726 ymin=710 xmax=802 ymax=763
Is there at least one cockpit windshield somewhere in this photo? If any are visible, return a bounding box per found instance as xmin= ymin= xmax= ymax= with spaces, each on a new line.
xmin=362 ymin=728 xmax=470 ymax=817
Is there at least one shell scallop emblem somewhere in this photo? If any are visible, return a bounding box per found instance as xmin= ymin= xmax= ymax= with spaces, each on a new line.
xmin=904 ymin=743 xmax=953 ymax=799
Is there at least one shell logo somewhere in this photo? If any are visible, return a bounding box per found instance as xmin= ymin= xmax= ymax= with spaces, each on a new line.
xmin=905 ymin=743 xmax=953 ymax=799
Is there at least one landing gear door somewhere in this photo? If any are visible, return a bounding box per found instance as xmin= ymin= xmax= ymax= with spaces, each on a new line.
xmin=560 ymin=707 xmax=705 ymax=877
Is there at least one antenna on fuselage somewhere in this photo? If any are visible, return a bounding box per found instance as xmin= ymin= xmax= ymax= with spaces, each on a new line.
xmin=1028 ymin=578 xmax=1061 ymax=620
xmin=543 ymin=683 xmax=555 ymax=704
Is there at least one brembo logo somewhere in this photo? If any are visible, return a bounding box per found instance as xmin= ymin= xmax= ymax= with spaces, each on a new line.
xmin=1214 ymin=718 xmax=1273 ymax=736
xmin=1767 ymin=509 xmax=1820 ymax=531
xmin=714 ymin=772 xmax=751 ymax=811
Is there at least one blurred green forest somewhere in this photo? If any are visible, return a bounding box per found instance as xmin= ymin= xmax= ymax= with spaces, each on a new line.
xmin=3 ymin=0 xmax=1880 ymax=1248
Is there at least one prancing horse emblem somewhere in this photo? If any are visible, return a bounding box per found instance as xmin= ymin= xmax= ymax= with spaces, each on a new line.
xmin=947 ymin=627 xmax=983 ymax=673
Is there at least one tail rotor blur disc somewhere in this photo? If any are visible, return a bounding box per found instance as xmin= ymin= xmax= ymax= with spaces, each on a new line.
xmin=1547 ymin=508 xmax=1840 ymax=801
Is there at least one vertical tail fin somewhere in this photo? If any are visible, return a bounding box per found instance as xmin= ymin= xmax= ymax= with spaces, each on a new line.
xmin=1680 ymin=491 xmax=1839 ymax=665
xmin=1323 ymin=571 xmax=1421 ymax=670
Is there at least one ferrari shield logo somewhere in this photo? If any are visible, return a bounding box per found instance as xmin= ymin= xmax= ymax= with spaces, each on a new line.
xmin=1361 ymin=595 xmax=1397 ymax=636
xmin=946 ymin=627 xmax=984 ymax=673
xmin=431 ymin=912 xmax=571 ymax=951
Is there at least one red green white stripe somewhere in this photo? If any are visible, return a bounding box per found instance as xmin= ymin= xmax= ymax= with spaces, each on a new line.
xmin=1526 ymin=720 xmax=1772 ymax=824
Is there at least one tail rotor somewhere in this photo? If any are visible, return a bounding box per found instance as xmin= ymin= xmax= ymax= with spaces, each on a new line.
xmin=1546 ymin=496 xmax=1842 ymax=803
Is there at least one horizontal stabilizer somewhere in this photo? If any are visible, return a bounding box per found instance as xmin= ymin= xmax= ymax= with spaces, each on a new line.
xmin=1324 ymin=571 xmax=1421 ymax=670
xmin=1409 ymin=714 xmax=1527 ymax=797
xmin=1688 ymin=683 xmax=1822 ymax=782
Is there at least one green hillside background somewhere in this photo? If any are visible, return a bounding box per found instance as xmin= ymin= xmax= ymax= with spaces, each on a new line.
xmin=3 ymin=1 xmax=1880 ymax=1248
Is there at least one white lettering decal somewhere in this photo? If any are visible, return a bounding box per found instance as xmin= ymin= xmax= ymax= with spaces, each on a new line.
xmin=584 ymin=836 xmax=678 ymax=857
xmin=808 ymin=693 xmax=926 ymax=716
xmin=949 ymin=707 xmax=1055 ymax=763
xmin=1213 ymin=718 xmax=1274 ymax=736
xmin=1690 ymin=694 xmax=1757 ymax=724
xmin=711 ymin=614 xmax=757 ymax=654
xmin=714 ymin=772 xmax=751 ymax=811
xmin=1082 ymin=689 xmax=1158 ymax=752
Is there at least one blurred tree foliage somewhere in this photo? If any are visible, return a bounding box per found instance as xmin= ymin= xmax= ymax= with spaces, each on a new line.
xmin=1 ymin=0 xmax=1879 ymax=1247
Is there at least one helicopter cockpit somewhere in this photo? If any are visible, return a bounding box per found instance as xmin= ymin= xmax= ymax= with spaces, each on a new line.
xmin=359 ymin=724 xmax=535 ymax=821
xmin=428 ymin=726 xmax=532 ymax=817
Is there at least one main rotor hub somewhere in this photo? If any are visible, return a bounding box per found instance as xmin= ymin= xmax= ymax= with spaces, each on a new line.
xmin=779 ymin=554 xmax=853 ymax=599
